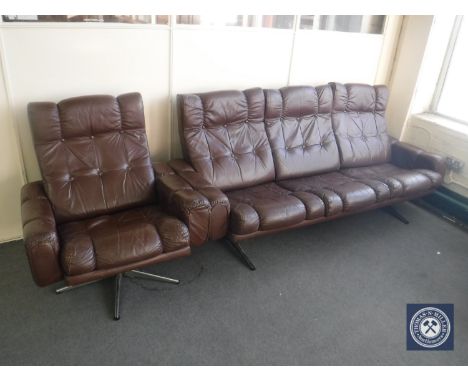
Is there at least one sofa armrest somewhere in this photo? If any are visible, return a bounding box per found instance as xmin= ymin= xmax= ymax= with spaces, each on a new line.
xmin=391 ymin=141 xmax=447 ymax=177
xmin=21 ymin=181 xmax=63 ymax=287
xmin=153 ymin=161 xmax=230 ymax=245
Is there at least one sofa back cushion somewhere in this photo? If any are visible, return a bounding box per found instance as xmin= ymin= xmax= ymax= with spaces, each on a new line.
xmin=331 ymin=83 xmax=391 ymax=168
xmin=264 ymin=85 xmax=340 ymax=180
xmin=177 ymin=88 xmax=275 ymax=191
xmin=28 ymin=93 xmax=155 ymax=223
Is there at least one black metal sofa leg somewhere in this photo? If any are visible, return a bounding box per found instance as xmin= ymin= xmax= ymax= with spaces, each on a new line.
xmin=225 ymin=238 xmax=256 ymax=271
xmin=384 ymin=205 xmax=410 ymax=224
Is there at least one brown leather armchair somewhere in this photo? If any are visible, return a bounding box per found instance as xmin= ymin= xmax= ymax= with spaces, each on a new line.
xmin=22 ymin=92 xmax=191 ymax=320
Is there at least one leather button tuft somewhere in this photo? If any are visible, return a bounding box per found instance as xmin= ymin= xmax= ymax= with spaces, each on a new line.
xmin=61 ymin=138 xmax=65 ymax=142
xmin=69 ymin=177 xmax=74 ymax=181
xmin=90 ymin=135 xmax=94 ymax=139
xmin=119 ymin=130 xmax=124 ymax=134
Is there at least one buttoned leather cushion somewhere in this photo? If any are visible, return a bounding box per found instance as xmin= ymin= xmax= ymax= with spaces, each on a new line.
xmin=340 ymin=163 xmax=442 ymax=198
xmin=331 ymin=83 xmax=391 ymax=168
xmin=59 ymin=206 xmax=189 ymax=276
xmin=226 ymin=183 xmax=311 ymax=235
xmin=264 ymin=85 xmax=340 ymax=180
xmin=177 ymin=88 xmax=275 ymax=191
xmin=278 ymin=172 xmax=378 ymax=216
xmin=28 ymin=93 xmax=155 ymax=223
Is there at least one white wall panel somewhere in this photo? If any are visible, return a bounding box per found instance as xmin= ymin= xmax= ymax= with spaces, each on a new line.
xmin=0 ymin=60 xmax=24 ymax=241
xmin=289 ymin=30 xmax=384 ymax=86
xmin=1 ymin=26 xmax=171 ymax=181
xmin=172 ymin=27 xmax=293 ymax=92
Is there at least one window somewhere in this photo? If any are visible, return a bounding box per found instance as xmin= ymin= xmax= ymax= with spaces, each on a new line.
xmin=176 ymin=15 xmax=244 ymax=27
xmin=299 ymin=15 xmax=316 ymax=30
xmin=261 ymin=15 xmax=295 ymax=29
xmin=300 ymin=15 xmax=385 ymax=34
xmin=1 ymin=15 xmax=168 ymax=25
xmin=433 ymin=16 xmax=468 ymax=124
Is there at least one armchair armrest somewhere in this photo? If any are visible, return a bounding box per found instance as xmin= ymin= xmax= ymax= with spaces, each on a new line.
xmin=153 ymin=161 xmax=230 ymax=246
xmin=391 ymin=141 xmax=447 ymax=177
xmin=21 ymin=181 xmax=63 ymax=286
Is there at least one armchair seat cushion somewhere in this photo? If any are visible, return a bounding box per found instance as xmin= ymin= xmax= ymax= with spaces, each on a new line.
xmin=58 ymin=206 xmax=189 ymax=276
xmin=226 ymin=183 xmax=308 ymax=235
xmin=278 ymin=172 xmax=378 ymax=216
xmin=340 ymin=163 xmax=442 ymax=198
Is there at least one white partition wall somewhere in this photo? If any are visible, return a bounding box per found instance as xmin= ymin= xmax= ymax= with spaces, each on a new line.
xmin=172 ymin=28 xmax=294 ymax=92
xmin=289 ymin=30 xmax=384 ymax=85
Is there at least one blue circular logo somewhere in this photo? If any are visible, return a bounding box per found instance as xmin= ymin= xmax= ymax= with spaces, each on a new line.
xmin=410 ymin=307 xmax=451 ymax=348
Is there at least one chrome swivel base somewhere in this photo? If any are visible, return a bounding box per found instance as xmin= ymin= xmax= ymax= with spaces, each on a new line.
xmin=55 ymin=269 xmax=179 ymax=320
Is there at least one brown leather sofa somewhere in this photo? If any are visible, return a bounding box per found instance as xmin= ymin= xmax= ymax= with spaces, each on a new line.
xmin=158 ymin=83 xmax=446 ymax=269
xmin=22 ymin=92 xmax=191 ymax=319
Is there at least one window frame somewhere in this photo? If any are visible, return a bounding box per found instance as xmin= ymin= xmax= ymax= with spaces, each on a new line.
xmin=430 ymin=15 xmax=466 ymax=124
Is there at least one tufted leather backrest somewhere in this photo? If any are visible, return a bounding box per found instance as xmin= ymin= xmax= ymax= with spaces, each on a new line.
xmin=330 ymin=83 xmax=391 ymax=168
xmin=28 ymin=93 xmax=155 ymax=223
xmin=177 ymin=88 xmax=275 ymax=191
xmin=264 ymin=85 xmax=340 ymax=180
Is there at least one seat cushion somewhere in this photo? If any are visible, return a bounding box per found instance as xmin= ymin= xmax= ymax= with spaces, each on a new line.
xmin=278 ymin=172 xmax=378 ymax=216
xmin=58 ymin=206 xmax=189 ymax=276
xmin=340 ymin=163 xmax=442 ymax=198
xmin=226 ymin=183 xmax=310 ymax=235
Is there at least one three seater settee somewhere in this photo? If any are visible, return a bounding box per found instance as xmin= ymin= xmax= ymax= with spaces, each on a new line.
xmin=156 ymin=83 xmax=446 ymax=269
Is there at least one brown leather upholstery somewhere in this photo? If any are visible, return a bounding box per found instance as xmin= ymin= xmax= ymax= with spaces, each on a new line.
xmin=391 ymin=140 xmax=447 ymax=176
xmin=23 ymin=93 xmax=191 ymax=287
xmin=154 ymin=160 xmax=229 ymax=246
xmin=21 ymin=181 xmax=62 ymax=286
xmin=340 ymin=164 xmax=441 ymax=198
xmin=330 ymin=83 xmax=391 ymax=168
xmin=278 ymin=172 xmax=378 ymax=216
xmin=171 ymin=83 xmax=446 ymax=243
xmin=264 ymin=85 xmax=340 ymax=180
xmin=177 ymin=88 xmax=275 ymax=191
xmin=226 ymin=183 xmax=308 ymax=235
xmin=28 ymin=93 xmax=156 ymax=223
xmin=59 ymin=206 xmax=188 ymax=275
